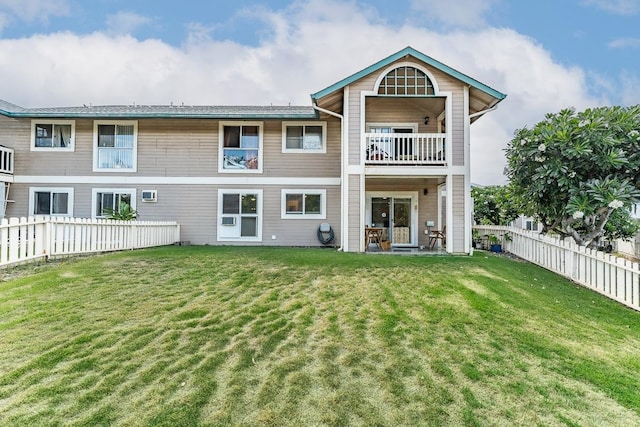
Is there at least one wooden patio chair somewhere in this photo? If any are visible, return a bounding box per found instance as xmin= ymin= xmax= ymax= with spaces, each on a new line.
xmin=428 ymin=225 xmax=446 ymax=248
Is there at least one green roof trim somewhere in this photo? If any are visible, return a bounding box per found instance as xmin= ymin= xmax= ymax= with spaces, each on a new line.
xmin=311 ymin=46 xmax=507 ymax=101
xmin=0 ymin=104 xmax=319 ymax=120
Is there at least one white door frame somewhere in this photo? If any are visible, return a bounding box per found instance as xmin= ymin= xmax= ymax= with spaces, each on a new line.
xmin=365 ymin=191 xmax=419 ymax=247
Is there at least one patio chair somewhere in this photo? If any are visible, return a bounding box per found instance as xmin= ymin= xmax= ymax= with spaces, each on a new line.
xmin=428 ymin=226 xmax=446 ymax=249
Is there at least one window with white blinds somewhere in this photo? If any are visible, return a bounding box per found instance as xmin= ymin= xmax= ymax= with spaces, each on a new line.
xmin=93 ymin=121 xmax=138 ymax=171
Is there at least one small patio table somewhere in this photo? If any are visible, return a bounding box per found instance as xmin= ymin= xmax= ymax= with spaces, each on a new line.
xmin=365 ymin=227 xmax=384 ymax=250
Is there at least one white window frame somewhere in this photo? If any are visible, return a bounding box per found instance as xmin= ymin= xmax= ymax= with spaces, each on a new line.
xmin=218 ymin=121 xmax=263 ymax=174
xmin=281 ymin=189 xmax=326 ymax=219
xmin=93 ymin=120 xmax=138 ymax=172
xmin=366 ymin=122 xmax=419 ymax=133
xmin=217 ymin=189 xmax=263 ymax=242
xmin=281 ymin=121 xmax=327 ymax=153
xmin=91 ymin=188 xmax=137 ymax=218
xmin=30 ymin=119 xmax=76 ymax=152
xmin=28 ymin=187 xmax=74 ymax=217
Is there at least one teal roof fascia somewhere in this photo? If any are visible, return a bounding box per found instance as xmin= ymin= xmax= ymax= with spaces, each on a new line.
xmin=2 ymin=112 xmax=319 ymax=119
xmin=0 ymin=105 xmax=320 ymax=120
xmin=311 ymin=46 xmax=507 ymax=102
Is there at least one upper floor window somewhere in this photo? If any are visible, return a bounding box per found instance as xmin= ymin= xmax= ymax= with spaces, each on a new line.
xmin=282 ymin=122 xmax=327 ymax=153
xmin=28 ymin=187 xmax=74 ymax=216
xmin=31 ymin=120 xmax=75 ymax=151
xmin=219 ymin=122 xmax=263 ymax=173
xmin=378 ymin=66 xmax=434 ymax=96
xmin=93 ymin=121 xmax=138 ymax=172
xmin=92 ymin=188 xmax=136 ymax=218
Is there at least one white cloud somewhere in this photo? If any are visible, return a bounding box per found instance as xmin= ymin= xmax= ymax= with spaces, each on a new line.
xmin=0 ymin=0 xmax=601 ymax=185
xmin=0 ymin=11 xmax=9 ymax=31
xmin=608 ymin=37 xmax=640 ymax=49
xmin=0 ymin=0 xmax=69 ymax=23
xmin=185 ymin=22 xmax=215 ymax=45
xmin=619 ymin=70 xmax=640 ymax=105
xmin=581 ymin=0 xmax=640 ymax=15
xmin=105 ymin=11 xmax=152 ymax=36
xmin=410 ymin=0 xmax=500 ymax=29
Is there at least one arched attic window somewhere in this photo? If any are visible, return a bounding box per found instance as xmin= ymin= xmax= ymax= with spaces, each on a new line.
xmin=378 ymin=66 xmax=434 ymax=96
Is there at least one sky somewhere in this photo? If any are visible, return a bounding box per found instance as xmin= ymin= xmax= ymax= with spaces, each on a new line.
xmin=0 ymin=0 xmax=638 ymax=185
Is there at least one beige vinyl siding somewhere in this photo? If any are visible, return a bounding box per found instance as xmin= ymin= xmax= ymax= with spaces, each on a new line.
xmin=136 ymin=184 xmax=217 ymax=244
xmin=347 ymin=74 xmax=377 ymax=166
xmin=7 ymin=184 xmax=93 ymax=218
xmin=7 ymin=182 xmax=341 ymax=246
xmin=11 ymin=119 xmax=95 ymax=176
xmin=451 ymin=175 xmax=466 ymax=253
xmin=264 ymin=186 xmax=340 ymax=247
xmin=347 ymin=93 xmax=361 ymax=166
xmin=346 ymin=57 xmax=467 ymax=169
xmin=0 ymin=115 xmax=29 ymax=152
xmin=5 ymin=115 xmax=342 ymax=247
xmin=140 ymin=117 xmax=341 ymax=178
xmin=12 ymin=117 xmax=341 ymax=178
xmin=364 ymin=98 xmax=442 ymax=133
xmin=264 ymin=118 xmax=341 ymax=177
xmin=348 ymin=174 xmax=361 ymax=251
xmin=144 ymin=185 xmax=340 ymax=246
xmin=450 ymin=91 xmax=465 ymax=166
xmin=5 ymin=183 xmax=30 ymax=217
xmin=4 ymin=118 xmax=97 ymax=175
xmin=137 ymin=119 xmax=217 ymax=176
xmin=425 ymin=68 xmax=465 ymax=167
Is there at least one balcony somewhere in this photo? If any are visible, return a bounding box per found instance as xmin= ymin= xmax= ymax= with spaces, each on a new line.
xmin=364 ymin=133 xmax=446 ymax=166
xmin=0 ymin=146 xmax=14 ymax=178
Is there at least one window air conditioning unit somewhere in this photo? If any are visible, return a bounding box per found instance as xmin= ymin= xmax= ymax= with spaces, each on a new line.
xmin=141 ymin=190 xmax=157 ymax=202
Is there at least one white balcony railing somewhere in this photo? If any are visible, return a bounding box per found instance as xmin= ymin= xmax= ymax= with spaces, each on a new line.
xmin=0 ymin=146 xmax=14 ymax=175
xmin=364 ymin=133 xmax=446 ymax=166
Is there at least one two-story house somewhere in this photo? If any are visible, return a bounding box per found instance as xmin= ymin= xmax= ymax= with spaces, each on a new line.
xmin=0 ymin=46 xmax=505 ymax=254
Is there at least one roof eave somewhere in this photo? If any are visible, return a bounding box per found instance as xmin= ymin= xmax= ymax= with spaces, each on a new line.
xmin=311 ymin=46 xmax=507 ymax=103
xmin=0 ymin=111 xmax=320 ymax=120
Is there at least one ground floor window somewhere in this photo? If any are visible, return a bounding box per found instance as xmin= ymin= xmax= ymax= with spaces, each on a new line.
xmin=524 ymin=219 xmax=541 ymax=231
xmin=281 ymin=189 xmax=326 ymax=219
xmin=92 ymin=189 xmax=136 ymax=218
xmin=218 ymin=189 xmax=262 ymax=241
xmin=29 ymin=187 xmax=74 ymax=216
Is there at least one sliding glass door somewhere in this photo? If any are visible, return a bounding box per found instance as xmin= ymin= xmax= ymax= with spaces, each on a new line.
xmin=368 ymin=192 xmax=417 ymax=247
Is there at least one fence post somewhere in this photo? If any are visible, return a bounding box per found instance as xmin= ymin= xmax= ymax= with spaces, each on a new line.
xmin=0 ymin=218 xmax=8 ymax=265
xmin=131 ymin=221 xmax=138 ymax=250
xmin=8 ymin=217 xmax=20 ymax=264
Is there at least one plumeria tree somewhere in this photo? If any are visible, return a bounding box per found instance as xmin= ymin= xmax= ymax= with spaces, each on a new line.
xmin=471 ymin=185 xmax=519 ymax=225
xmin=505 ymin=105 xmax=640 ymax=248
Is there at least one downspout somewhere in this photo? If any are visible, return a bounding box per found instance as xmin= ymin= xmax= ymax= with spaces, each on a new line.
xmin=313 ymin=102 xmax=344 ymax=251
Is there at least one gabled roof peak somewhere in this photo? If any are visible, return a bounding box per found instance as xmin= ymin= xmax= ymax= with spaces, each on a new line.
xmin=311 ymin=46 xmax=506 ymax=102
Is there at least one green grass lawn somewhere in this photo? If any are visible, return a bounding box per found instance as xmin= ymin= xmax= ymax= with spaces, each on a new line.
xmin=1 ymin=247 xmax=639 ymax=426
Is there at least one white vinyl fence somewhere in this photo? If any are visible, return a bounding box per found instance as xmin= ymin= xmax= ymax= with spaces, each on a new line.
xmin=474 ymin=225 xmax=640 ymax=312
xmin=0 ymin=216 xmax=180 ymax=267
